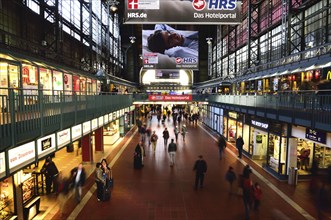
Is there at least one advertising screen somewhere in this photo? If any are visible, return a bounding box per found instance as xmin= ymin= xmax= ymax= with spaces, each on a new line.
xmin=142 ymin=24 xmax=198 ymax=70
xmin=125 ymin=0 xmax=242 ymax=25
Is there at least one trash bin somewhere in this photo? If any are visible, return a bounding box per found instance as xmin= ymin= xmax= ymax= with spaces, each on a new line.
xmin=288 ymin=167 xmax=298 ymax=185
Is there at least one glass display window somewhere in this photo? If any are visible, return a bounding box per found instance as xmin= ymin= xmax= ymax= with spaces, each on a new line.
xmin=73 ymin=75 xmax=80 ymax=94
xmin=243 ymin=124 xmax=250 ymax=153
xmin=8 ymin=64 xmax=19 ymax=89
xmin=314 ymin=144 xmax=331 ymax=169
xmin=0 ymin=177 xmax=15 ymax=220
xmin=22 ymin=64 xmax=38 ymax=95
xmin=228 ymin=119 xmax=237 ymax=142
xmin=40 ymin=68 xmax=52 ymax=95
xmin=223 ymin=116 xmax=228 ymax=138
xmin=0 ymin=62 xmax=9 ymax=96
xmin=52 ymin=70 xmax=63 ymax=93
xmin=268 ymin=134 xmax=286 ymax=174
xmin=92 ymin=80 xmax=97 ymax=94
xmin=80 ymin=77 xmax=86 ymax=95
xmin=86 ymin=78 xmax=92 ymax=95
xmin=63 ymin=73 xmax=72 ymax=95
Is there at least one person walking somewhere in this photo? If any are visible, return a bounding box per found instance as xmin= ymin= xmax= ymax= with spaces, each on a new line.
xmin=174 ymin=126 xmax=179 ymax=142
xmin=168 ymin=139 xmax=177 ymax=166
xmin=41 ymin=156 xmax=59 ymax=194
xmin=151 ymin=131 xmax=158 ymax=152
xmin=236 ymin=135 xmax=244 ymax=159
xmin=70 ymin=163 xmax=86 ymax=203
xmin=253 ymin=182 xmax=262 ymax=211
xmin=146 ymin=126 xmax=152 ymax=146
xmin=242 ymin=174 xmax=253 ymax=220
xmin=95 ymin=162 xmax=105 ymax=201
xmin=56 ymin=172 xmax=70 ymax=217
xmin=225 ymin=166 xmax=237 ymax=194
xmin=134 ymin=141 xmax=145 ymax=169
xmin=163 ymin=127 xmax=170 ymax=148
xmin=181 ymin=124 xmax=187 ymax=142
xmin=218 ymin=135 xmax=227 ymax=160
xmin=193 ymin=155 xmax=207 ymax=190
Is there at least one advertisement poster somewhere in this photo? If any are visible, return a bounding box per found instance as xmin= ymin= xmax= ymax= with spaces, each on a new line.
xmin=142 ymin=24 xmax=198 ymax=70
xmin=125 ymin=0 xmax=242 ymax=25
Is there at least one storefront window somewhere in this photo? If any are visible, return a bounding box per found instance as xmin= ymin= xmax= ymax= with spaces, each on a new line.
xmin=53 ymin=70 xmax=63 ymax=94
xmin=243 ymin=124 xmax=250 ymax=153
xmin=0 ymin=62 xmax=9 ymax=96
xmin=0 ymin=177 xmax=15 ymax=219
xmin=73 ymin=75 xmax=80 ymax=95
xmin=92 ymin=79 xmax=97 ymax=94
xmin=63 ymin=73 xmax=72 ymax=95
xmin=8 ymin=64 xmax=19 ymax=89
xmin=80 ymin=77 xmax=86 ymax=95
xmin=40 ymin=68 xmax=52 ymax=95
xmin=268 ymin=134 xmax=286 ymax=174
xmin=22 ymin=64 xmax=38 ymax=96
xmin=223 ymin=116 xmax=228 ymax=138
xmin=297 ymin=139 xmax=313 ymax=175
xmin=315 ymin=145 xmax=331 ymax=169
xmin=86 ymin=78 xmax=92 ymax=95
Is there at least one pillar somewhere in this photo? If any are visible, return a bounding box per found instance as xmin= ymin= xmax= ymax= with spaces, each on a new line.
xmin=95 ymin=127 xmax=104 ymax=151
xmin=81 ymin=134 xmax=93 ymax=162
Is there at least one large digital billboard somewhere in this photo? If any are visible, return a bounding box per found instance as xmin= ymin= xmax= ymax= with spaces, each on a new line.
xmin=142 ymin=24 xmax=199 ymax=70
xmin=125 ymin=0 xmax=242 ymax=25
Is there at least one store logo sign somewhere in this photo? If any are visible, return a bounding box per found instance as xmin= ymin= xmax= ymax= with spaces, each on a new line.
xmin=306 ymin=128 xmax=326 ymax=144
xmin=251 ymin=120 xmax=268 ymax=129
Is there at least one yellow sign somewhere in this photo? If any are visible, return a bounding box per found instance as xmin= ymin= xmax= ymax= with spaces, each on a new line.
xmin=327 ymin=70 xmax=331 ymax=80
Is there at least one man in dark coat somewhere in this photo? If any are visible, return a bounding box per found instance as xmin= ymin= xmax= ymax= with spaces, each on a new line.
xmin=41 ymin=156 xmax=59 ymax=194
xmin=218 ymin=135 xmax=227 ymax=160
xmin=193 ymin=155 xmax=207 ymax=190
xmin=71 ymin=163 xmax=86 ymax=203
xmin=236 ymin=135 xmax=244 ymax=159
xmin=134 ymin=141 xmax=145 ymax=169
xmin=163 ymin=127 xmax=170 ymax=147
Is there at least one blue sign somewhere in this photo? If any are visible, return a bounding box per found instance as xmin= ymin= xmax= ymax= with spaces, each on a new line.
xmin=305 ymin=128 xmax=326 ymax=144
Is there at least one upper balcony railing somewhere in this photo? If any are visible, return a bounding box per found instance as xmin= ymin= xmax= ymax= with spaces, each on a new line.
xmin=0 ymin=89 xmax=329 ymax=151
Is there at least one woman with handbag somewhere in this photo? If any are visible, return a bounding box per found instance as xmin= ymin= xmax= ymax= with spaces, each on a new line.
xmin=101 ymin=159 xmax=112 ymax=188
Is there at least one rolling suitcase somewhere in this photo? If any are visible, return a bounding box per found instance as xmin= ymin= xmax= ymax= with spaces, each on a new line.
xmin=102 ymin=186 xmax=111 ymax=201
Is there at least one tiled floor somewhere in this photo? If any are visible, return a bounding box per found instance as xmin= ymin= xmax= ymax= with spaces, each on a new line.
xmin=33 ymin=116 xmax=330 ymax=220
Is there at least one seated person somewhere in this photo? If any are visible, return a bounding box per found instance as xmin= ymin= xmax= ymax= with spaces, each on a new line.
xmin=147 ymin=24 xmax=198 ymax=60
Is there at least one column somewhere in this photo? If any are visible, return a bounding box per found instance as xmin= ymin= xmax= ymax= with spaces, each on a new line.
xmin=95 ymin=127 xmax=104 ymax=151
xmin=81 ymin=134 xmax=93 ymax=162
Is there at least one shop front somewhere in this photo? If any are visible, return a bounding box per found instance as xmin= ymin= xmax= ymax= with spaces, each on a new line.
xmin=225 ymin=111 xmax=243 ymax=143
xmin=291 ymin=125 xmax=331 ymax=176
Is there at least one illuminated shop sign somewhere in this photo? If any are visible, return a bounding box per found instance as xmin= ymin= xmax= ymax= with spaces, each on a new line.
xmin=228 ymin=112 xmax=237 ymax=119
xmin=104 ymin=114 xmax=109 ymax=124
xmin=92 ymin=118 xmax=98 ymax=131
xmin=72 ymin=124 xmax=82 ymax=141
xmin=83 ymin=121 xmax=91 ymax=135
xmin=305 ymin=128 xmax=326 ymax=144
xmin=124 ymin=0 xmax=242 ymax=25
xmin=8 ymin=141 xmax=35 ymax=172
xmin=98 ymin=116 xmax=104 ymax=128
xmin=251 ymin=120 xmax=269 ymax=129
xmin=148 ymin=95 xmax=193 ymax=101
xmin=57 ymin=128 xmax=71 ymax=149
xmin=37 ymin=134 xmax=56 ymax=158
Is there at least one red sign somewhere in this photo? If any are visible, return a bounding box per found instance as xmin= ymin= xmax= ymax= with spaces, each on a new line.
xmin=148 ymin=95 xmax=192 ymax=101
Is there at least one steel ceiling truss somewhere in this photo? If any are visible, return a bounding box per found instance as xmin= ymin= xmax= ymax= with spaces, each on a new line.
xmin=247 ymin=0 xmax=260 ymax=69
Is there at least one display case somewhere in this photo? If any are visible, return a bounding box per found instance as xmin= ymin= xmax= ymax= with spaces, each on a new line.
xmin=0 ymin=195 xmax=14 ymax=220
xmin=22 ymin=177 xmax=36 ymax=204
xmin=22 ymin=177 xmax=40 ymax=220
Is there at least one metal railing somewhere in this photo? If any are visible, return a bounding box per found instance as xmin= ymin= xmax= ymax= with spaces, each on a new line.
xmin=0 ymin=88 xmax=134 ymax=150
xmin=193 ymin=91 xmax=331 ymax=131
xmin=0 ymin=89 xmax=329 ymax=151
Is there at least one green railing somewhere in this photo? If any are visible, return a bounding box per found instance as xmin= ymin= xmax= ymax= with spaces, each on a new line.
xmin=0 ymin=89 xmax=329 ymax=151
xmin=0 ymin=89 xmax=134 ymax=151
xmin=193 ymin=92 xmax=331 ymax=131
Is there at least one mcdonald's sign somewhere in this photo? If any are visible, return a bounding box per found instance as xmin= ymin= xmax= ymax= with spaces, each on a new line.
xmin=322 ymin=67 xmax=331 ymax=80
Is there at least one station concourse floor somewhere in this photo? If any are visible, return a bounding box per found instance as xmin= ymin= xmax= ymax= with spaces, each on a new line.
xmin=33 ymin=116 xmax=328 ymax=220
